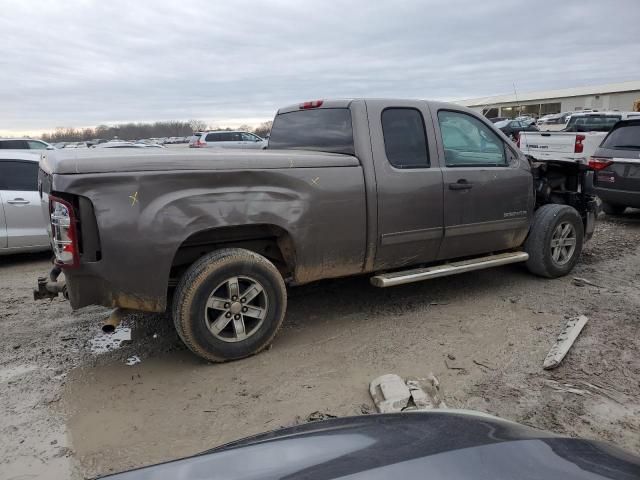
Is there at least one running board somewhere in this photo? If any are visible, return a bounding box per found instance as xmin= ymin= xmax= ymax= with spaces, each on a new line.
xmin=370 ymin=252 xmax=529 ymax=288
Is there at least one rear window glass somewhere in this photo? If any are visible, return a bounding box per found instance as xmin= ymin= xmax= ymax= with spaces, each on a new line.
xmin=0 ymin=160 xmax=39 ymax=190
xmin=565 ymin=115 xmax=621 ymax=132
xmin=601 ymin=123 xmax=640 ymax=150
xmin=268 ymin=108 xmax=354 ymax=155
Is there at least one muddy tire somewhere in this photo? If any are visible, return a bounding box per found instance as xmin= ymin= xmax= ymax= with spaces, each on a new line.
xmin=524 ymin=204 xmax=584 ymax=278
xmin=602 ymin=202 xmax=626 ymax=215
xmin=172 ymin=248 xmax=287 ymax=362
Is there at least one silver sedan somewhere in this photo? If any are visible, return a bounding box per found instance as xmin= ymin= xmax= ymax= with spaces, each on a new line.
xmin=0 ymin=151 xmax=50 ymax=255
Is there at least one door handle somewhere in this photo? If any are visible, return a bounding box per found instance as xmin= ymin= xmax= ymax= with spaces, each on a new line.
xmin=7 ymin=198 xmax=30 ymax=204
xmin=449 ymin=180 xmax=473 ymax=190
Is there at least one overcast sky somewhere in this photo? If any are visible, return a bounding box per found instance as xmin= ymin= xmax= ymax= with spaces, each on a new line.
xmin=2 ymin=0 xmax=639 ymax=134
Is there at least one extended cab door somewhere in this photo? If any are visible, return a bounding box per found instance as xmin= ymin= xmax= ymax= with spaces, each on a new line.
xmin=367 ymin=100 xmax=444 ymax=269
xmin=432 ymin=109 xmax=533 ymax=260
xmin=0 ymin=159 xmax=49 ymax=248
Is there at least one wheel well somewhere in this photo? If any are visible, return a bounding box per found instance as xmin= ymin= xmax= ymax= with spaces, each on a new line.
xmin=170 ymin=225 xmax=296 ymax=281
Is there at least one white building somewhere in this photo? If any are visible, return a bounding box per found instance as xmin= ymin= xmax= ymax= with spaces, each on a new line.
xmin=457 ymin=80 xmax=640 ymax=119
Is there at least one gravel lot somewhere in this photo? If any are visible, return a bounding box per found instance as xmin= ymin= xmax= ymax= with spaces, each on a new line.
xmin=1 ymin=212 xmax=639 ymax=479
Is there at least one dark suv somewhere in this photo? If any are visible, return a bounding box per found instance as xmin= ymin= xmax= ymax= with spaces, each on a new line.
xmin=589 ymin=119 xmax=640 ymax=214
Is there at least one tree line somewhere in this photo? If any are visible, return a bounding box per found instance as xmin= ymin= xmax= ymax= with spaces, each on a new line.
xmin=40 ymin=120 xmax=273 ymax=143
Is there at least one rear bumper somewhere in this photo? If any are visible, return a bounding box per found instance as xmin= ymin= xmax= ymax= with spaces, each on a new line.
xmin=34 ymin=267 xmax=166 ymax=312
xmin=63 ymin=270 xmax=166 ymax=312
xmin=594 ymin=186 xmax=640 ymax=208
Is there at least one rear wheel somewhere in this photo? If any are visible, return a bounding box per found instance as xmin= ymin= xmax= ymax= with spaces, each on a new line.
xmin=525 ymin=204 xmax=584 ymax=278
xmin=602 ymin=202 xmax=626 ymax=215
xmin=173 ymin=248 xmax=287 ymax=362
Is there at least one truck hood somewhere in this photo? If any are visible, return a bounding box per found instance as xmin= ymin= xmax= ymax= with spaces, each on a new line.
xmin=39 ymin=149 xmax=358 ymax=175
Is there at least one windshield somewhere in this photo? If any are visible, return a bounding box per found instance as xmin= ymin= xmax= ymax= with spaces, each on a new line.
xmin=601 ymin=122 xmax=640 ymax=149
xmin=565 ymin=114 xmax=621 ymax=132
xmin=268 ymin=108 xmax=354 ymax=155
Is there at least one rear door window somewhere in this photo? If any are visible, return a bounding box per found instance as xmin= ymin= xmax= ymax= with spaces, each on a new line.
xmin=205 ymin=133 xmax=223 ymax=142
xmin=381 ymin=108 xmax=429 ymax=168
xmin=0 ymin=161 xmax=39 ymax=190
xmin=438 ymin=110 xmax=506 ymax=167
xmin=0 ymin=140 xmax=29 ymax=149
xmin=268 ymin=108 xmax=354 ymax=155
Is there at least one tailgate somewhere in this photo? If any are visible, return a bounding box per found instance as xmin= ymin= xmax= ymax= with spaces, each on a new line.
xmin=595 ymin=158 xmax=640 ymax=192
xmin=519 ymin=132 xmax=577 ymax=160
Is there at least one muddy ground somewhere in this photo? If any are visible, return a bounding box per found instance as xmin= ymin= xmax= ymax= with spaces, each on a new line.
xmin=1 ymin=212 xmax=639 ymax=479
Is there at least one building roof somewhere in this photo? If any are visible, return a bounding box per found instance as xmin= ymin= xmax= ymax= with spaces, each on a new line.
xmin=457 ymin=80 xmax=640 ymax=107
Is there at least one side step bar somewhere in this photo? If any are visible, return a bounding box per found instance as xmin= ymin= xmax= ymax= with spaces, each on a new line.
xmin=370 ymin=252 xmax=529 ymax=288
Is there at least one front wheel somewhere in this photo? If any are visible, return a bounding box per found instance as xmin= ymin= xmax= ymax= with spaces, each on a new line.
xmin=524 ymin=204 xmax=584 ymax=278
xmin=173 ymin=248 xmax=287 ymax=362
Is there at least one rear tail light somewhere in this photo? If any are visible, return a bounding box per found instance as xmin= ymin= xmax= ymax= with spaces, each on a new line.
xmin=515 ymin=132 xmax=521 ymax=148
xmin=50 ymin=196 xmax=79 ymax=268
xmin=574 ymin=134 xmax=585 ymax=153
xmin=299 ymin=100 xmax=324 ymax=109
xmin=195 ymin=138 xmax=207 ymax=147
xmin=588 ymin=157 xmax=613 ymax=171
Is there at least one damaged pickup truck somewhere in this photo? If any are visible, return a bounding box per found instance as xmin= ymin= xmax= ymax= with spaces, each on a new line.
xmin=35 ymin=99 xmax=597 ymax=362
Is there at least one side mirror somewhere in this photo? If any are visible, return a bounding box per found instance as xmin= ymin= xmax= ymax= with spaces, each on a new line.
xmin=47 ymin=146 xmax=55 ymax=150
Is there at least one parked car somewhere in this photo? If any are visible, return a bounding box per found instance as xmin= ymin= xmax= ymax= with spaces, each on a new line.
xmin=0 ymin=151 xmax=50 ymax=255
xmin=191 ymin=130 xmax=267 ymax=149
xmin=102 ymin=412 xmax=640 ymax=479
xmin=93 ymin=141 xmax=147 ymax=149
xmin=519 ymin=111 xmax=640 ymax=163
xmin=537 ymin=112 xmax=572 ymax=131
xmin=35 ymin=98 xmax=598 ymax=362
xmin=488 ymin=116 xmax=507 ymax=123
xmin=188 ymin=132 xmax=204 ymax=147
xmin=0 ymin=138 xmax=53 ymax=150
xmin=589 ymin=119 xmax=640 ymax=214
xmin=494 ymin=119 xmax=538 ymax=139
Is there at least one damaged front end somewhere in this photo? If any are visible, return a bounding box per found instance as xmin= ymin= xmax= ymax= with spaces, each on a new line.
xmin=529 ymin=157 xmax=599 ymax=241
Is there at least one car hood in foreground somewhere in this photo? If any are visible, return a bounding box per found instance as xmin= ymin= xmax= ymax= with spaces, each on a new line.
xmin=103 ymin=411 xmax=640 ymax=480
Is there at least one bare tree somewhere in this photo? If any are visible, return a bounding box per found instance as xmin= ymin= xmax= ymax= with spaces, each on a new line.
xmin=254 ymin=120 xmax=273 ymax=138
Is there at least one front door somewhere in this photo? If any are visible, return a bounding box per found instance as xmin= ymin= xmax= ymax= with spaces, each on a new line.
xmin=432 ymin=109 xmax=533 ymax=260
xmin=0 ymin=159 xmax=49 ymax=248
xmin=368 ymin=101 xmax=444 ymax=270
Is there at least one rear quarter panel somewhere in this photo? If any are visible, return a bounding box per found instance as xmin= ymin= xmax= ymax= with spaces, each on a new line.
xmin=53 ymin=166 xmax=366 ymax=311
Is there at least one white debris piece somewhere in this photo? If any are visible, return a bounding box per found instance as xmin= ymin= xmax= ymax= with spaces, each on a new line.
xmin=369 ymin=374 xmax=411 ymax=413
xmin=543 ymin=315 xmax=589 ymax=370
xmin=406 ymin=380 xmax=431 ymax=409
xmin=90 ymin=325 xmax=132 ymax=354
xmin=370 ymin=374 xmax=447 ymax=412
xmin=125 ymin=355 xmax=141 ymax=366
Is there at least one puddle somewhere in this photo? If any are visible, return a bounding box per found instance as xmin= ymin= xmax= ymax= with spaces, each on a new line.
xmin=0 ymin=364 xmax=38 ymax=382
xmin=90 ymin=325 xmax=132 ymax=354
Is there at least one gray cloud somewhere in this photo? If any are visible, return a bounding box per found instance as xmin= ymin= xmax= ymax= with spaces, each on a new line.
xmin=1 ymin=0 xmax=639 ymax=133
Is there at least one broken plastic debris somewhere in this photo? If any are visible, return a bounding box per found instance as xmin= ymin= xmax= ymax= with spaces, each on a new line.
xmin=370 ymin=374 xmax=446 ymax=413
xmin=369 ymin=374 xmax=411 ymax=413
xmin=126 ymin=355 xmax=141 ymax=366
xmin=90 ymin=326 xmax=131 ymax=354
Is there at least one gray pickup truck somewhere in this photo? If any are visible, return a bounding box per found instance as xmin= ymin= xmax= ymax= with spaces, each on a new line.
xmin=35 ymin=99 xmax=597 ymax=362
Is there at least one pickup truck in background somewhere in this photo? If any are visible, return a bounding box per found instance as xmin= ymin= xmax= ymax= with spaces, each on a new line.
xmin=35 ymin=99 xmax=597 ymax=362
xmin=519 ymin=111 xmax=640 ymax=163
